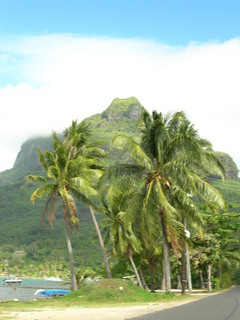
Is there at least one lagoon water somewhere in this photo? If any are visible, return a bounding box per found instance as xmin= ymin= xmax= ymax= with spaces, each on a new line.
xmin=0 ymin=278 xmax=70 ymax=302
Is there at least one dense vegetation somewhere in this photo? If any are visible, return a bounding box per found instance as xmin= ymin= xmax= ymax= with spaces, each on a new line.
xmin=0 ymin=97 xmax=239 ymax=294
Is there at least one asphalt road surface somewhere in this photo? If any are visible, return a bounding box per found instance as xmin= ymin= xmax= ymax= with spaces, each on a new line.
xmin=130 ymin=286 xmax=240 ymax=320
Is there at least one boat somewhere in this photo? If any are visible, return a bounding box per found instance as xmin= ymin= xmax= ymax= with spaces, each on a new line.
xmin=3 ymin=277 xmax=23 ymax=285
xmin=34 ymin=289 xmax=70 ymax=297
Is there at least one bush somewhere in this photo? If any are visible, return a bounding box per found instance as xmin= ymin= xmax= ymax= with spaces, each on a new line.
xmin=213 ymin=278 xmax=220 ymax=289
xmin=221 ymin=273 xmax=232 ymax=288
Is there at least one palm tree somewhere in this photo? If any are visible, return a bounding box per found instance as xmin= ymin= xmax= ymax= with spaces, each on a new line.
xmin=104 ymin=171 xmax=164 ymax=290
xmin=27 ymin=121 xmax=110 ymax=290
xmin=111 ymin=110 xmax=225 ymax=292
xmin=27 ymin=132 xmax=81 ymax=291
xmin=218 ymin=240 xmax=240 ymax=287
xmin=99 ymin=177 xmax=146 ymax=287
xmin=101 ymin=201 xmax=143 ymax=287
xmin=63 ymin=120 xmax=112 ymax=279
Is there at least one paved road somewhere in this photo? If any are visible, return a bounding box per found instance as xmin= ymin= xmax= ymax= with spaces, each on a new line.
xmin=130 ymin=286 xmax=240 ymax=320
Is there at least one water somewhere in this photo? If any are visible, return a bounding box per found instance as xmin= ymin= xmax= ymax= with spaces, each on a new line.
xmin=0 ymin=278 xmax=70 ymax=302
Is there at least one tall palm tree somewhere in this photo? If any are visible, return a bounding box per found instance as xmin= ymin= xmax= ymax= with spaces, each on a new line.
xmin=63 ymin=120 xmax=112 ymax=279
xmin=27 ymin=122 xmax=109 ymax=290
xmin=27 ymin=133 xmax=81 ymax=291
xmin=111 ymin=110 xmax=225 ymax=292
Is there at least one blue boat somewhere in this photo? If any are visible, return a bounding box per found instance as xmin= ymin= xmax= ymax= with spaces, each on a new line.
xmin=35 ymin=289 xmax=70 ymax=297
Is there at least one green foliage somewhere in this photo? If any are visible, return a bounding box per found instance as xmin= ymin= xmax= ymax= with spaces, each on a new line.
xmin=63 ymin=279 xmax=176 ymax=304
xmin=76 ymin=266 xmax=98 ymax=287
xmin=213 ymin=277 xmax=220 ymax=289
xmin=0 ymin=179 xmax=103 ymax=275
xmin=210 ymin=178 xmax=240 ymax=212
xmin=191 ymin=233 xmax=221 ymax=267
xmin=220 ymin=273 xmax=232 ymax=288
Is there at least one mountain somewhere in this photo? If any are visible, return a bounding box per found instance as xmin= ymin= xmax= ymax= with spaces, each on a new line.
xmin=0 ymin=97 xmax=145 ymax=276
xmin=13 ymin=136 xmax=52 ymax=172
xmin=0 ymin=96 xmax=239 ymax=277
xmin=215 ymin=151 xmax=239 ymax=179
xmin=2 ymin=96 xmax=144 ymax=181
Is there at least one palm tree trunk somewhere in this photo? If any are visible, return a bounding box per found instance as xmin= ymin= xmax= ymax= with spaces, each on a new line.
xmin=177 ymin=274 xmax=182 ymax=289
xmin=207 ymin=264 xmax=212 ymax=293
xmin=162 ymin=236 xmax=171 ymax=292
xmin=149 ymin=259 xmax=155 ymax=292
xmin=89 ymin=206 xmax=112 ymax=279
xmin=128 ymin=247 xmax=143 ymax=288
xmin=139 ymin=268 xmax=149 ymax=290
xmin=199 ymin=269 xmax=205 ymax=289
xmin=181 ymin=245 xmax=186 ymax=295
xmin=62 ymin=206 xmax=78 ymax=291
xmin=161 ymin=259 xmax=166 ymax=290
xmin=160 ymin=210 xmax=171 ymax=292
xmin=183 ymin=219 xmax=192 ymax=293
xmin=186 ymin=242 xmax=192 ymax=292
xmin=219 ymin=264 xmax=222 ymax=288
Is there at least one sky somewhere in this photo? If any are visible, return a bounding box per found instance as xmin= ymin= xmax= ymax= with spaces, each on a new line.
xmin=0 ymin=0 xmax=240 ymax=172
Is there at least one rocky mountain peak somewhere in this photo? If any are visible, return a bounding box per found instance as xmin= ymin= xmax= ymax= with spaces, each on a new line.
xmin=102 ymin=96 xmax=144 ymax=121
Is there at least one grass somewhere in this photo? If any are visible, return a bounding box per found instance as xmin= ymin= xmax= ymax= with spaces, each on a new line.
xmin=0 ymin=279 xmax=197 ymax=315
xmin=1 ymin=278 xmax=227 ymax=320
xmin=62 ymin=279 xmax=176 ymax=305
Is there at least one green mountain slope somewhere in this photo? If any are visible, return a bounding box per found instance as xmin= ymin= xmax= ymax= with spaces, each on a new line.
xmin=0 ymin=97 xmax=145 ymax=276
xmin=209 ymin=178 xmax=240 ymax=211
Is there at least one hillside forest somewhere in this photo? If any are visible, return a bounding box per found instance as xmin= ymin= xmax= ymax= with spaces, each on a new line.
xmin=0 ymin=97 xmax=239 ymax=294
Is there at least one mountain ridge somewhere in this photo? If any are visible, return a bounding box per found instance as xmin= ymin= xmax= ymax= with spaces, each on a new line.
xmin=3 ymin=96 xmax=237 ymax=181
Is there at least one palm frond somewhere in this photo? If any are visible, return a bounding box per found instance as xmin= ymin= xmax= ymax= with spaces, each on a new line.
xmin=47 ymin=165 xmax=61 ymax=181
xmin=106 ymin=176 xmax=135 ymax=210
xmin=26 ymin=174 xmax=49 ymax=183
xmin=37 ymin=148 xmax=51 ymax=171
xmin=30 ymin=184 xmax=56 ymax=204
xmin=72 ymin=169 xmax=104 ymax=184
xmin=83 ymin=146 xmax=107 ymax=158
xmin=71 ymin=188 xmax=100 ymax=213
xmin=47 ymin=193 xmax=58 ymax=229
xmin=63 ymin=187 xmax=79 ymax=226
xmin=71 ymin=176 xmax=100 ymax=199
xmin=41 ymin=191 xmax=56 ymax=227
xmin=155 ymin=180 xmax=184 ymax=246
xmin=194 ymin=175 xmax=226 ymax=210
xmin=112 ymin=134 xmax=153 ymax=169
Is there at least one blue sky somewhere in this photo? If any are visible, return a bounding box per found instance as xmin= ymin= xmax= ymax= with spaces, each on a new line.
xmin=0 ymin=0 xmax=240 ymax=172
xmin=1 ymin=0 xmax=239 ymax=44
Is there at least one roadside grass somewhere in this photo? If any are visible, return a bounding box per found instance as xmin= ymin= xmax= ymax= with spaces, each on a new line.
xmin=0 ymin=279 xmax=217 ymax=315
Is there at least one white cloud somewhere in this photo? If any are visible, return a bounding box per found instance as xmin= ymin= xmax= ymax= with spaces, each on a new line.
xmin=0 ymin=35 xmax=239 ymax=172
